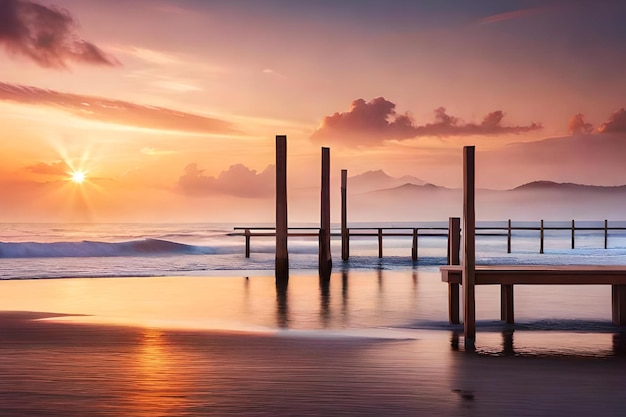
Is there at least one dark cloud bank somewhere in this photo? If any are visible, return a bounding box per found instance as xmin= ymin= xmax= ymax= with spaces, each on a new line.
xmin=311 ymin=97 xmax=542 ymax=146
xmin=0 ymin=0 xmax=118 ymax=68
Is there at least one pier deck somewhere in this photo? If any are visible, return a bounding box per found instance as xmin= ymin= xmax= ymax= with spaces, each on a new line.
xmin=441 ymin=264 xmax=626 ymax=326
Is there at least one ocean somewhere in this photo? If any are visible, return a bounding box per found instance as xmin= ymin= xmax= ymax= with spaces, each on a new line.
xmin=2 ymin=221 xmax=626 ymax=416
xmin=2 ymin=221 xmax=626 ymax=279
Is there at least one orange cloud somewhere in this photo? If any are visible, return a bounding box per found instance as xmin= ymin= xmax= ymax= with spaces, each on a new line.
xmin=311 ymin=97 xmax=542 ymax=147
xmin=178 ymin=163 xmax=275 ymax=198
xmin=25 ymin=160 xmax=68 ymax=176
xmin=0 ymin=82 xmax=239 ymax=135
xmin=567 ymin=113 xmax=593 ymax=135
xmin=598 ymin=108 xmax=626 ymax=134
xmin=0 ymin=0 xmax=119 ymax=68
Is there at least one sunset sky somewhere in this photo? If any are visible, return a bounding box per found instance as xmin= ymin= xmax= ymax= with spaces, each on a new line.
xmin=1 ymin=0 xmax=626 ymax=222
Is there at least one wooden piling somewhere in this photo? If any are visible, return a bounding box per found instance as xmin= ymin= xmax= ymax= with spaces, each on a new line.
xmin=341 ymin=169 xmax=349 ymax=261
xmin=463 ymin=146 xmax=476 ymax=347
xmin=539 ymin=219 xmax=543 ymax=253
xmin=571 ymin=219 xmax=575 ymax=249
xmin=501 ymin=284 xmax=514 ymax=324
xmin=605 ymin=219 xmax=609 ymax=249
xmin=411 ymin=228 xmax=418 ymax=261
xmin=448 ymin=217 xmax=461 ymax=324
xmin=507 ymin=219 xmax=512 ymax=253
xmin=244 ymin=229 xmax=251 ymax=258
xmin=378 ymin=228 xmax=383 ymax=258
xmin=448 ymin=217 xmax=461 ymax=265
xmin=275 ymin=135 xmax=288 ymax=279
xmin=612 ymin=285 xmax=626 ymax=326
xmin=319 ymin=147 xmax=332 ymax=278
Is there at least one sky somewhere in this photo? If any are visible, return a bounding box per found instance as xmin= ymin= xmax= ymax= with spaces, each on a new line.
xmin=1 ymin=0 xmax=626 ymax=222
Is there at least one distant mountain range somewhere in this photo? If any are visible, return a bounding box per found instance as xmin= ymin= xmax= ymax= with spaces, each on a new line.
xmin=346 ymin=176 xmax=626 ymax=221
xmin=478 ymin=132 xmax=626 ymax=188
xmin=348 ymin=169 xmax=427 ymax=193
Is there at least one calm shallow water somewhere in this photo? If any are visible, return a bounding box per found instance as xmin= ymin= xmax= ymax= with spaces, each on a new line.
xmin=1 ymin=271 xmax=626 ymax=416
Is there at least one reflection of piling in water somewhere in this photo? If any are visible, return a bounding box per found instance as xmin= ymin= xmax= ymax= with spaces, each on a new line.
xmin=275 ymin=135 xmax=289 ymax=282
xmin=275 ymin=279 xmax=289 ymax=328
xmin=502 ymin=330 xmax=515 ymax=356
xmin=320 ymin=278 xmax=331 ymax=327
xmin=341 ymin=271 xmax=349 ymax=324
xmin=319 ymin=147 xmax=332 ymax=279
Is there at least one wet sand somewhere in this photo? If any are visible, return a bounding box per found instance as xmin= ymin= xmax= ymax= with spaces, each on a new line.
xmin=2 ymin=311 xmax=626 ymax=417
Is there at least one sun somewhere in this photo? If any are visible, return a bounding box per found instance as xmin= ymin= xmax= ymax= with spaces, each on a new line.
xmin=70 ymin=170 xmax=87 ymax=184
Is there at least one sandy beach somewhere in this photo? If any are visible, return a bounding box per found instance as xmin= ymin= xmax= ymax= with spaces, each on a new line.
xmin=2 ymin=274 xmax=626 ymax=416
xmin=2 ymin=310 xmax=626 ymax=417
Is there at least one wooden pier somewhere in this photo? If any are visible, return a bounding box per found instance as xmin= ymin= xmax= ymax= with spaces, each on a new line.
xmin=232 ymin=221 xmax=626 ymax=262
xmin=442 ymin=145 xmax=626 ymax=349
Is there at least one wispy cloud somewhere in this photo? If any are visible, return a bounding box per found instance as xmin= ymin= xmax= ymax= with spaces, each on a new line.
xmin=479 ymin=7 xmax=551 ymax=25
xmin=24 ymin=160 xmax=68 ymax=176
xmin=0 ymin=0 xmax=119 ymax=68
xmin=178 ymin=163 xmax=275 ymax=198
xmin=311 ymin=97 xmax=541 ymax=147
xmin=0 ymin=81 xmax=239 ymax=135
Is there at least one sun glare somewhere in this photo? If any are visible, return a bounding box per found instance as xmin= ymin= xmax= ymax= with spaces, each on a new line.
xmin=70 ymin=170 xmax=87 ymax=184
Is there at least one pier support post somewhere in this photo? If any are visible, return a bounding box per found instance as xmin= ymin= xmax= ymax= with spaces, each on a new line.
xmin=341 ymin=169 xmax=349 ymax=261
xmin=319 ymin=147 xmax=332 ymax=279
xmin=612 ymin=285 xmax=626 ymax=326
xmin=275 ymin=135 xmax=289 ymax=281
xmin=244 ymin=229 xmax=251 ymax=258
xmin=571 ymin=219 xmax=575 ymax=249
xmin=501 ymin=284 xmax=514 ymax=324
xmin=412 ymin=229 xmax=418 ymax=261
xmin=605 ymin=220 xmax=609 ymax=249
xmin=448 ymin=217 xmax=461 ymax=265
xmin=378 ymin=228 xmax=383 ymax=258
xmin=539 ymin=219 xmax=543 ymax=254
xmin=463 ymin=146 xmax=476 ymax=347
xmin=447 ymin=217 xmax=461 ymax=324
xmin=507 ymin=219 xmax=512 ymax=253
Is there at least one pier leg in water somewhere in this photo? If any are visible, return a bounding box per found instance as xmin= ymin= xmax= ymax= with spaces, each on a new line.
xmin=275 ymin=135 xmax=289 ymax=281
xmin=319 ymin=147 xmax=332 ymax=279
xmin=501 ymin=285 xmax=514 ymax=324
xmin=448 ymin=217 xmax=461 ymax=324
xmin=341 ymin=169 xmax=349 ymax=261
xmin=462 ymin=146 xmax=476 ymax=349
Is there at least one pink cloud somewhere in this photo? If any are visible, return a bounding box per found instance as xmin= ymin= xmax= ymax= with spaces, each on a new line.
xmin=0 ymin=0 xmax=119 ymax=68
xmin=598 ymin=108 xmax=626 ymax=134
xmin=479 ymin=7 xmax=550 ymax=25
xmin=311 ymin=98 xmax=542 ymax=147
xmin=567 ymin=113 xmax=593 ymax=135
xmin=178 ymin=163 xmax=275 ymax=198
xmin=0 ymin=82 xmax=238 ymax=135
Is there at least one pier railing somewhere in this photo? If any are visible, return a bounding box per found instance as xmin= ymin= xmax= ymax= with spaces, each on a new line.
xmin=231 ymin=220 xmax=626 ymax=260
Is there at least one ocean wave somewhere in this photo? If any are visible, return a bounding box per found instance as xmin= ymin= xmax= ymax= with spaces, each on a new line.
xmin=0 ymin=239 xmax=223 ymax=258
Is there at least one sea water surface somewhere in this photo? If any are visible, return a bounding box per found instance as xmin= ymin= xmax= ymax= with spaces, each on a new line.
xmin=1 ymin=222 xmax=626 ymax=416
